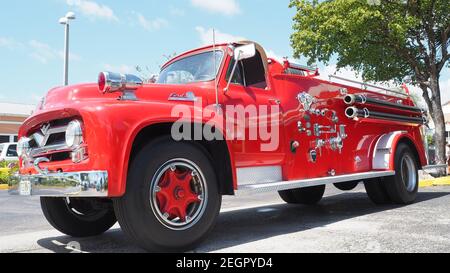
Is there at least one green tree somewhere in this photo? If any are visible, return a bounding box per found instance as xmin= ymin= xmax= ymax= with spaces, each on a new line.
xmin=290 ymin=0 xmax=449 ymax=168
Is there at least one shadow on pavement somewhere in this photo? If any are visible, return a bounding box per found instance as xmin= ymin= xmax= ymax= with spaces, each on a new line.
xmin=36 ymin=191 xmax=449 ymax=253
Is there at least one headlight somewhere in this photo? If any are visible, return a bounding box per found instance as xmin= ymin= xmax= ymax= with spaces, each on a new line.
xmin=17 ymin=137 xmax=30 ymax=157
xmin=65 ymin=120 xmax=83 ymax=148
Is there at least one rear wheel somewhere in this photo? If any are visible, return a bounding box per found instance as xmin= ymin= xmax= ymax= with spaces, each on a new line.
xmin=334 ymin=181 xmax=359 ymax=191
xmin=383 ymin=143 xmax=419 ymax=204
xmin=278 ymin=185 xmax=325 ymax=205
xmin=113 ymin=138 xmax=221 ymax=252
xmin=40 ymin=197 xmax=117 ymax=237
xmin=364 ymin=178 xmax=391 ymax=205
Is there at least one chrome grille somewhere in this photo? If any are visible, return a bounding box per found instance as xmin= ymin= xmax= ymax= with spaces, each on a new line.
xmin=28 ymin=121 xmax=70 ymax=158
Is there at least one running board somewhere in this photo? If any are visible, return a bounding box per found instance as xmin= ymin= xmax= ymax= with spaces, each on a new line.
xmin=237 ymin=171 xmax=395 ymax=194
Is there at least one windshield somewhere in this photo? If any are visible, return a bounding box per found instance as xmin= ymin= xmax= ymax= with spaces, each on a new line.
xmin=157 ymin=50 xmax=223 ymax=85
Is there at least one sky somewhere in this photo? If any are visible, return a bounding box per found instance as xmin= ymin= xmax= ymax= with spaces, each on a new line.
xmin=0 ymin=0 xmax=449 ymax=106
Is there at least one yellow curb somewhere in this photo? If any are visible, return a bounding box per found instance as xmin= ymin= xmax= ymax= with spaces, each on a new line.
xmin=419 ymin=180 xmax=434 ymax=188
xmin=420 ymin=176 xmax=450 ymax=188
xmin=0 ymin=184 xmax=8 ymax=190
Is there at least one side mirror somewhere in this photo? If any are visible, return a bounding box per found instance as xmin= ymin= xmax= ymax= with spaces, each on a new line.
xmin=234 ymin=43 xmax=256 ymax=61
xmin=225 ymin=43 xmax=257 ymax=92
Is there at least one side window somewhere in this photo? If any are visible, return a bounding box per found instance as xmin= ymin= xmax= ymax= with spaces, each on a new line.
xmin=225 ymin=50 xmax=267 ymax=89
xmin=7 ymin=145 xmax=17 ymax=157
xmin=241 ymin=51 xmax=267 ymax=89
xmin=225 ymin=59 xmax=245 ymax=85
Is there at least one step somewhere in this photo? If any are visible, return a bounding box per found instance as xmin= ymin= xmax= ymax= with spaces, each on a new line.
xmin=237 ymin=171 xmax=395 ymax=194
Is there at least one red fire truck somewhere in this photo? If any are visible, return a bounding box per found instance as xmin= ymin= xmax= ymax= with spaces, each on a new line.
xmin=10 ymin=41 xmax=428 ymax=251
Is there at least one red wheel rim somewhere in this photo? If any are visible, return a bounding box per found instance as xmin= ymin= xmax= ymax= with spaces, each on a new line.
xmin=150 ymin=159 xmax=207 ymax=230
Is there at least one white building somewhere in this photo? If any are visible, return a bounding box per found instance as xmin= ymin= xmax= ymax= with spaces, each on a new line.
xmin=0 ymin=102 xmax=35 ymax=143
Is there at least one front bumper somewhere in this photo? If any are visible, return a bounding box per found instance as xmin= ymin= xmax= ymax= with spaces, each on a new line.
xmin=8 ymin=171 xmax=108 ymax=197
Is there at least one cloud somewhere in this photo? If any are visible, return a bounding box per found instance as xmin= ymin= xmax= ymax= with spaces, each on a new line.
xmin=195 ymin=26 xmax=245 ymax=45
xmin=191 ymin=0 xmax=240 ymax=16
xmin=0 ymin=37 xmax=23 ymax=50
xmin=29 ymin=40 xmax=80 ymax=64
xmin=29 ymin=40 xmax=55 ymax=64
xmin=66 ymin=0 xmax=118 ymax=21
xmin=135 ymin=13 xmax=168 ymax=31
xmin=169 ymin=6 xmax=185 ymax=16
xmin=319 ymin=64 xmax=363 ymax=82
xmin=103 ymin=64 xmax=136 ymax=74
xmin=265 ymin=49 xmax=285 ymax=63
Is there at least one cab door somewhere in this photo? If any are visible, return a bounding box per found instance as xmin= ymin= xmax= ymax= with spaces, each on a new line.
xmin=220 ymin=51 xmax=285 ymax=171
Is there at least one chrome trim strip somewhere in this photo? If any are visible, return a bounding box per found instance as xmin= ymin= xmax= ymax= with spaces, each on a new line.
xmin=8 ymin=171 xmax=108 ymax=197
xmin=29 ymin=143 xmax=70 ymax=157
xmin=168 ymin=91 xmax=198 ymax=102
xmin=329 ymin=75 xmax=409 ymax=98
xmin=237 ymin=171 xmax=395 ymax=194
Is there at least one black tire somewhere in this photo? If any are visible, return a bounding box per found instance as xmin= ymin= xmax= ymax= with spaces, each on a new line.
xmin=364 ymin=178 xmax=391 ymax=205
xmin=40 ymin=197 xmax=117 ymax=237
xmin=383 ymin=143 xmax=419 ymax=204
xmin=278 ymin=185 xmax=325 ymax=205
xmin=113 ymin=137 xmax=221 ymax=252
xmin=334 ymin=181 xmax=359 ymax=191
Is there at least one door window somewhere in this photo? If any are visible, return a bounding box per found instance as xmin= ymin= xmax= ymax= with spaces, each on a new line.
xmin=225 ymin=49 xmax=267 ymax=89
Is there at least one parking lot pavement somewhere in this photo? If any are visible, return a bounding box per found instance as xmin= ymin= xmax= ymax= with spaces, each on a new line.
xmin=1 ymin=185 xmax=450 ymax=253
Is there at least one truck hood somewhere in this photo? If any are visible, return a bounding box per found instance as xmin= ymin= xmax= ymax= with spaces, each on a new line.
xmin=41 ymin=82 xmax=212 ymax=110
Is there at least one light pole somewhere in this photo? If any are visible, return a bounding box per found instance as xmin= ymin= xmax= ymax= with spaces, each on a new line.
xmin=59 ymin=12 xmax=76 ymax=86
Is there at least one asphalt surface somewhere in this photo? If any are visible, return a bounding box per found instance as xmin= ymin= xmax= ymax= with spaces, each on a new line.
xmin=1 ymin=185 xmax=450 ymax=253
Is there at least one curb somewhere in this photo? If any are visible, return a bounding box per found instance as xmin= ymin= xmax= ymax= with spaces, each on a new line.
xmin=0 ymin=184 xmax=8 ymax=190
xmin=419 ymin=176 xmax=450 ymax=188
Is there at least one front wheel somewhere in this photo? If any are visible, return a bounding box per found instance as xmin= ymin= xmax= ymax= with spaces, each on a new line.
xmin=40 ymin=197 xmax=117 ymax=237
xmin=114 ymin=138 xmax=221 ymax=252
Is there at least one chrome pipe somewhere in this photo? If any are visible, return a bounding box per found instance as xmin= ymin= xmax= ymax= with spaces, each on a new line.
xmin=345 ymin=107 xmax=368 ymax=119
xmin=345 ymin=107 xmax=425 ymax=124
xmin=343 ymin=94 xmax=424 ymax=113
xmin=343 ymin=94 xmax=356 ymax=105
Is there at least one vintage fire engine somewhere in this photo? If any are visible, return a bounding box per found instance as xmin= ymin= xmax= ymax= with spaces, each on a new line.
xmin=10 ymin=41 xmax=428 ymax=251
